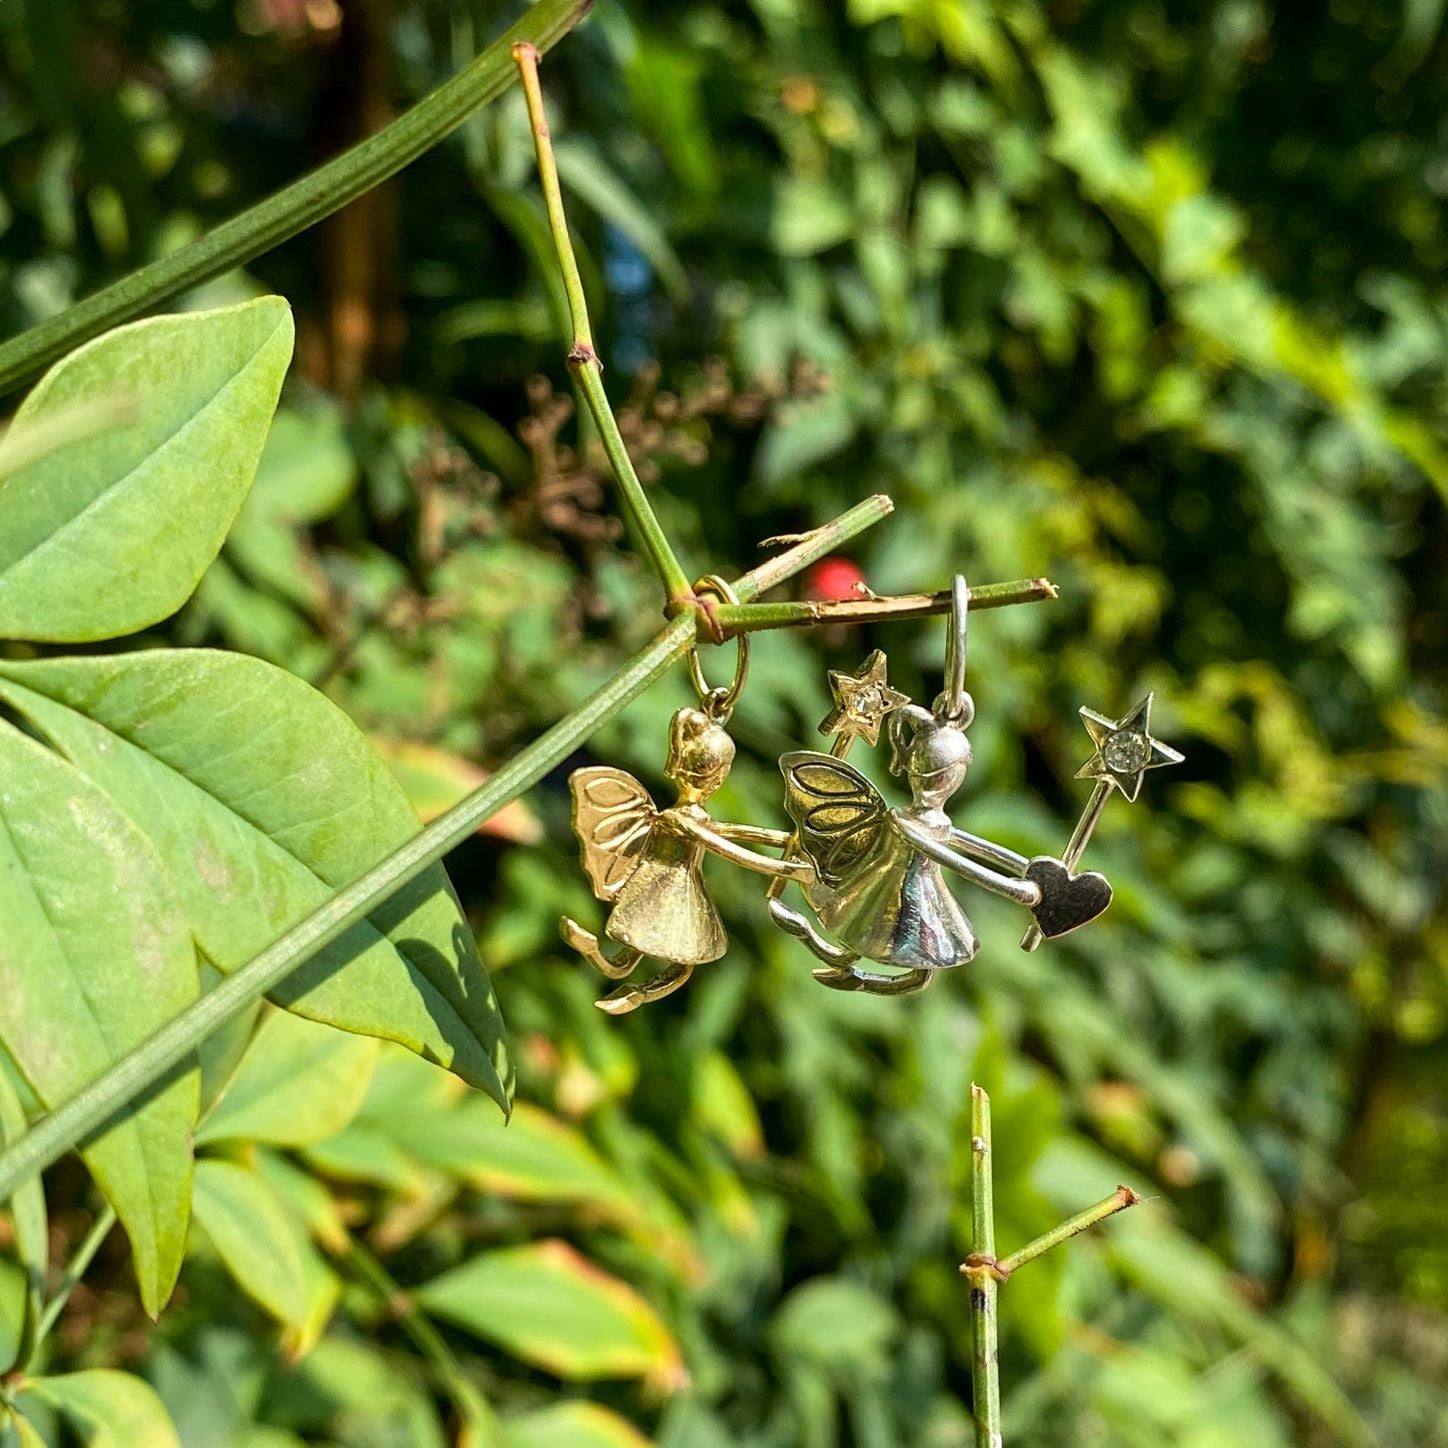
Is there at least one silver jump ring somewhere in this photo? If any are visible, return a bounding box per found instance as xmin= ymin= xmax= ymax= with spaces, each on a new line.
xmin=935 ymin=575 xmax=974 ymax=726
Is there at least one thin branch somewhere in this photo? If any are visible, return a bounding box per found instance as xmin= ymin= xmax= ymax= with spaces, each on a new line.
xmin=513 ymin=42 xmax=693 ymax=608
xmin=0 ymin=0 xmax=593 ymax=397
xmin=995 ymin=1186 xmax=1141 ymax=1279
xmin=28 ymin=1203 xmax=117 ymax=1365
xmin=961 ymin=1084 xmax=1002 ymax=1448
xmin=715 ymin=576 xmax=1058 ymax=635
xmin=339 ymin=1234 xmax=500 ymax=1447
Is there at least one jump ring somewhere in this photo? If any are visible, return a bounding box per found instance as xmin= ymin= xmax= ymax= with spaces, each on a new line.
xmin=686 ymin=574 xmax=749 ymax=721
xmin=936 ymin=575 xmax=974 ymax=726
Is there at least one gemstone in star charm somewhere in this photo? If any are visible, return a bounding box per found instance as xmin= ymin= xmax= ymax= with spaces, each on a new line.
xmin=818 ymin=649 xmax=909 ymax=749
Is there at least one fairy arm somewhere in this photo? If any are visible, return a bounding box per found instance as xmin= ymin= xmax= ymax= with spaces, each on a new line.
xmin=715 ymin=822 xmax=796 ymax=849
xmin=896 ymin=817 xmax=1041 ymax=906
xmin=947 ymin=827 xmax=1031 ymax=877
xmin=671 ymin=813 xmax=813 ymax=881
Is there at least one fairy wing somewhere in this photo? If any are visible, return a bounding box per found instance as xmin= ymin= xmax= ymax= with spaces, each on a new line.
xmin=568 ymin=766 xmax=658 ymax=901
xmin=779 ymin=751 xmax=892 ymax=890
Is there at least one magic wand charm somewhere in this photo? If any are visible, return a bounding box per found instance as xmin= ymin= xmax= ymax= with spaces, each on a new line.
xmin=1019 ymin=693 xmax=1183 ymax=952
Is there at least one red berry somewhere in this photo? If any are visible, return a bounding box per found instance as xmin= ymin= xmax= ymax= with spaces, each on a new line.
xmin=805 ymin=557 xmax=866 ymax=601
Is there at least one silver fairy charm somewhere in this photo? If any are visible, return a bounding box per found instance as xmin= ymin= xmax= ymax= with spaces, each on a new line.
xmin=770 ymin=578 xmax=1114 ymax=995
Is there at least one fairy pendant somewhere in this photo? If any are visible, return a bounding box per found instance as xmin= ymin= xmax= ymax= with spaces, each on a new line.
xmin=772 ymin=578 xmax=1113 ymax=996
xmin=561 ymin=579 xmax=811 ymax=1015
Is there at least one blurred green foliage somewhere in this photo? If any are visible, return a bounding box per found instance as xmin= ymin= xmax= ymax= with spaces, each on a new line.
xmin=1 ymin=0 xmax=1445 ymax=1445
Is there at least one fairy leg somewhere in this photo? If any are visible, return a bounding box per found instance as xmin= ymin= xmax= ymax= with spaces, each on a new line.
xmin=560 ymin=917 xmax=642 ymax=979
xmin=767 ymin=897 xmax=885 ymax=993
xmin=814 ymin=964 xmax=933 ymax=996
xmin=595 ymin=960 xmax=694 ymax=1015
xmin=769 ymin=898 xmax=859 ymax=967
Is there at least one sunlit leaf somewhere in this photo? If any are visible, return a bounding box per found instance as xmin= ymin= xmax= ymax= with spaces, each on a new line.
xmin=0 ymin=298 xmax=292 ymax=641
xmin=0 ymin=722 xmax=197 ymax=1317
xmin=0 ymin=650 xmax=511 ymax=1109
xmin=407 ymin=1100 xmax=633 ymax=1213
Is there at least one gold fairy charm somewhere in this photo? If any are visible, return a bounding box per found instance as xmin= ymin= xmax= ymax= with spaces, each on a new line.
xmin=561 ymin=578 xmax=811 ymax=1014
xmin=770 ymin=578 xmax=1115 ymax=996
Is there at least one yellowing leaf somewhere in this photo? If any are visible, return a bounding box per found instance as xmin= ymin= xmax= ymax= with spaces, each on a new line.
xmin=417 ymin=1240 xmax=683 ymax=1386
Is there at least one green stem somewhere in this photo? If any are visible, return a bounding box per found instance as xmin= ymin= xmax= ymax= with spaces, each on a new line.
xmin=963 ymin=1083 xmax=1002 ymax=1448
xmin=0 ymin=497 xmax=887 ymax=1206
xmin=0 ymin=0 xmax=592 ymax=397
xmin=713 ymin=576 xmax=1059 ymax=635
xmin=995 ymin=1186 xmax=1141 ymax=1279
xmin=27 ymin=1203 xmax=117 ymax=1367
xmin=512 ymin=43 xmax=593 ymax=355
xmin=340 ymin=1235 xmax=500 ymax=1447
xmin=513 ymin=42 xmax=693 ymax=608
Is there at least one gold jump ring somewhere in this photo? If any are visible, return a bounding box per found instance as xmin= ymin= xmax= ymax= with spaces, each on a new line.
xmin=686 ymin=574 xmax=749 ymax=721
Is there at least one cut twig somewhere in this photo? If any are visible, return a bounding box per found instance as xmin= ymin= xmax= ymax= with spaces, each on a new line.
xmin=514 ymin=41 xmax=693 ymax=610
xmin=960 ymin=1084 xmax=1141 ymax=1448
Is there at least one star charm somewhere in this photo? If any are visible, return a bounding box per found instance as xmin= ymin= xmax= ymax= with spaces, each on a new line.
xmin=818 ymin=649 xmax=909 ymax=749
xmin=1075 ymin=693 xmax=1184 ymax=803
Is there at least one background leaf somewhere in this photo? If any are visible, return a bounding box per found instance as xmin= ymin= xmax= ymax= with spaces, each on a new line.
xmin=0 ymin=298 xmax=293 ymax=642
xmin=505 ymin=1402 xmax=653 ymax=1448
xmin=24 ymin=1370 xmax=183 ymax=1448
xmin=191 ymin=1159 xmax=332 ymax=1333
xmin=416 ymin=1240 xmax=683 ymax=1385
xmin=197 ymin=1008 xmax=379 ymax=1149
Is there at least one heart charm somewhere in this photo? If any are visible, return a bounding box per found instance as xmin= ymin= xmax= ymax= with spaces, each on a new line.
xmin=1024 ymin=857 xmax=1113 ymax=938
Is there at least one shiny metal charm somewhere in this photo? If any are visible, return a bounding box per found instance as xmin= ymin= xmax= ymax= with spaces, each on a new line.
xmin=561 ymin=579 xmax=810 ymax=1014
xmin=1018 ymin=692 xmax=1183 ymax=952
xmin=771 ymin=578 xmax=1115 ymax=995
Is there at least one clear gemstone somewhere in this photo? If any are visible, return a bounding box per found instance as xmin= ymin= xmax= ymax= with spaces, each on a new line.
xmin=1103 ymin=730 xmax=1149 ymax=773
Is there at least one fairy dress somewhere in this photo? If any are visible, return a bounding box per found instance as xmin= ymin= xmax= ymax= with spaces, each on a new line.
xmin=569 ymin=768 xmax=728 ymax=964
xmin=780 ymin=752 xmax=978 ymax=970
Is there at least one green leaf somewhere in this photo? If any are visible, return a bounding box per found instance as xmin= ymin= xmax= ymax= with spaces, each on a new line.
xmin=3 ymin=1410 xmax=47 ymax=1448
xmin=0 ymin=1263 xmax=31 ymax=1380
xmin=198 ymin=1009 xmax=379 ymax=1149
xmin=191 ymin=1160 xmax=330 ymax=1331
xmin=770 ymin=1277 xmax=900 ymax=1378
xmin=0 ymin=1062 xmax=46 ymax=1369
xmin=505 ymin=1403 xmax=653 ymax=1448
xmin=0 ymin=722 xmax=197 ymax=1317
xmin=24 ymin=1370 xmax=183 ymax=1448
xmin=416 ymin=1240 xmax=683 ymax=1384
xmin=770 ymin=177 xmax=853 ymax=256
xmin=225 ymin=403 xmax=357 ymax=610
xmin=0 ymin=299 xmax=293 ymax=642
xmin=0 ymin=649 xmax=511 ymax=1109
xmin=407 ymin=1100 xmax=633 ymax=1213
